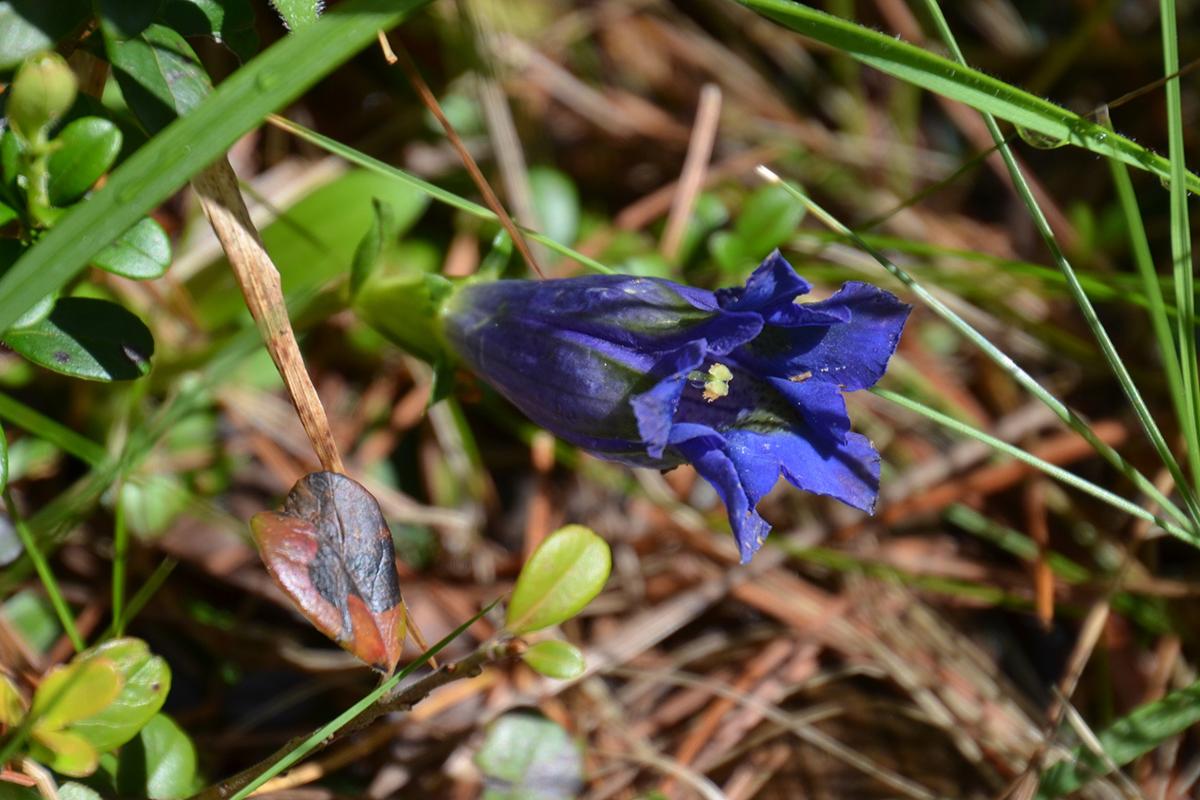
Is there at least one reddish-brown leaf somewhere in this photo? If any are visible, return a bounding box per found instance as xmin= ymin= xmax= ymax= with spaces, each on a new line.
xmin=251 ymin=472 xmax=407 ymax=672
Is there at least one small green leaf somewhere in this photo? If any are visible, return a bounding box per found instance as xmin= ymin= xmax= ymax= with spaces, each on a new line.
xmin=475 ymin=712 xmax=582 ymax=800
xmin=521 ymin=640 xmax=585 ymax=680
xmin=71 ymin=638 xmax=171 ymax=752
xmin=505 ymin=525 xmax=611 ymax=634
xmin=4 ymin=297 xmax=155 ymax=381
xmin=30 ymin=727 xmax=101 ymax=777
xmin=0 ymin=0 xmax=91 ymax=71
xmin=92 ymin=216 xmax=171 ymax=280
xmin=106 ymin=23 xmax=211 ymax=135
xmin=46 ymin=117 xmax=123 ymax=207
xmin=270 ymin=0 xmax=320 ymax=30
xmin=2 ymin=590 xmax=60 ymax=652
xmin=118 ymin=474 xmax=189 ymax=537
xmin=735 ymin=184 xmax=803 ymax=254
xmin=0 ymin=425 xmax=7 ymax=494
xmin=161 ymin=0 xmax=259 ymax=61
xmin=58 ymin=783 xmax=104 ymax=800
xmin=529 ymin=167 xmax=580 ymax=246
xmin=677 ymin=192 xmax=728 ymax=264
xmin=0 ymin=671 xmax=26 ymax=725
xmin=32 ymin=658 xmax=122 ymax=729
xmin=116 ymin=713 xmax=198 ymax=800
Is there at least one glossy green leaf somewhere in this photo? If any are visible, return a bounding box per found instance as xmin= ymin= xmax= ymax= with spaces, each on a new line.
xmin=739 ymin=0 xmax=1200 ymax=194
xmin=270 ymin=0 xmax=320 ymax=30
xmin=58 ymin=783 xmax=103 ymax=800
xmin=46 ymin=117 xmax=123 ymax=207
xmin=92 ymin=216 xmax=171 ymax=280
xmin=161 ymin=0 xmax=258 ymax=61
xmin=529 ymin=167 xmax=580 ymax=246
xmin=521 ymin=640 xmax=585 ymax=680
xmin=72 ymin=638 xmax=171 ymax=752
xmin=677 ymin=192 xmax=728 ymax=264
xmin=30 ymin=728 xmax=100 ymax=777
xmin=0 ymin=0 xmax=91 ymax=71
xmin=106 ymin=23 xmax=211 ymax=135
xmin=31 ymin=659 xmax=122 ymax=729
xmin=475 ymin=712 xmax=583 ymax=800
xmin=506 ymin=525 xmax=611 ymax=634
xmin=1037 ymin=679 xmax=1200 ymax=797
xmin=4 ymin=297 xmax=154 ymax=381
xmin=734 ymin=183 xmax=804 ymax=251
xmin=116 ymin=713 xmax=198 ymax=800
xmin=0 ymin=0 xmax=436 ymax=335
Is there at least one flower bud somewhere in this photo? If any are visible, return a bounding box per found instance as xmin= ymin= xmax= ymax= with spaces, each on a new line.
xmin=8 ymin=52 xmax=78 ymax=143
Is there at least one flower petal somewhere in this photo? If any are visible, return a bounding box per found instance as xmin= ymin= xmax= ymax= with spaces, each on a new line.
xmin=735 ymin=281 xmax=908 ymax=387
xmin=631 ymin=342 xmax=707 ymax=459
xmin=715 ymin=250 xmax=810 ymax=312
xmin=788 ymin=281 xmax=910 ymax=390
xmin=753 ymin=427 xmax=881 ymax=513
xmin=766 ymin=376 xmax=851 ymax=444
xmin=670 ymin=423 xmax=772 ymax=563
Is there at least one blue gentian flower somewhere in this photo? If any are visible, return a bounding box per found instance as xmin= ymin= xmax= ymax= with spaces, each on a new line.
xmin=443 ymin=251 xmax=910 ymax=562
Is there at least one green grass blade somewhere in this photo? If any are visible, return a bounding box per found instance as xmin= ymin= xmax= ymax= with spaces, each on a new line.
xmin=736 ymin=0 xmax=1200 ymax=194
xmin=1160 ymin=0 xmax=1200 ymax=501
xmin=0 ymin=0 xmax=435 ymax=334
xmin=227 ymin=600 xmax=500 ymax=800
xmin=764 ymin=169 xmax=1191 ymax=533
xmin=1037 ymin=678 xmax=1200 ymax=797
xmin=919 ymin=0 xmax=1200 ymax=528
xmin=0 ymin=392 xmax=106 ymax=466
xmin=1109 ymin=153 xmax=1191 ymax=490
xmin=268 ymin=116 xmax=613 ymax=274
xmin=3 ymin=488 xmax=84 ymax=652
xmin=872 ymin=388 xmax=1193 ymax=543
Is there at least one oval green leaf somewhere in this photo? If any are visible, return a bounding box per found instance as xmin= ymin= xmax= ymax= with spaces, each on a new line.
xmin=92 ymin=216 xmax=171 ymax=280
xmin=0 ymin=0 xmax=91 ymax=71
xmin=505 ymin=525 xmax=611 ymax=635
xmin=116 ymin=713 xmax=198 ymax=800
xmin=59 ymin=783 xmax=104 ymax=800
xmin=529 ymin=167 xmax=580 ymax=246
xmin=106 ymin=23 xmax=211 ymax=135
xmin=46 ymin=116 xmax=123 ymax=207
xmin=475 ymin=712 xmax=582 ymax=800
xmin=30 ymin=728 xmax=100 ymax=777
xmin=32 ymin=658 xmax=122 ymax=729
xmin=520 ymin=640 xmax=585 ymax=680
xmin=3 ymin=297 xmax=155 ymax=381
xmin=72 ymin=638 xmax=171 ymax=752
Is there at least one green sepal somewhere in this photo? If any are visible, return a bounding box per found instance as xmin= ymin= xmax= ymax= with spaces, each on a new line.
xmin=353 ymin=272 xmax=453 ymax=365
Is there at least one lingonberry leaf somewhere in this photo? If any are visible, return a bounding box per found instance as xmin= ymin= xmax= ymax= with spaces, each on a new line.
xmin=251 ymin=471 xmax=407 ymax=673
